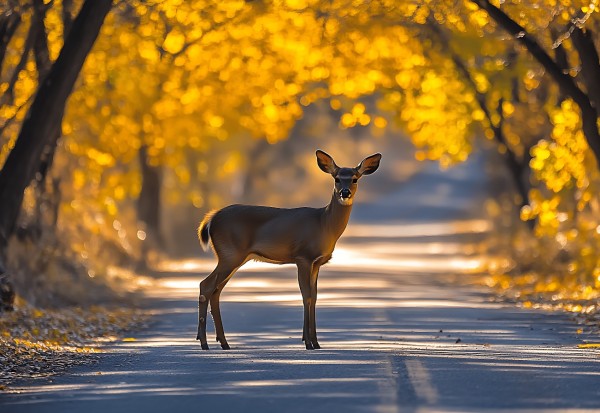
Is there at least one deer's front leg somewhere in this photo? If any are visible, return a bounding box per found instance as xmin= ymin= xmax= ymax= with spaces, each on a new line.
xmin=309 ymin=264 xmax=321 ymax=349
xmin=296 ymin=259 xmax=314 ymax=350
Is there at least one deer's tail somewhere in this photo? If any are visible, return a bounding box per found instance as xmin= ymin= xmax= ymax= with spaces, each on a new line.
xmin=198 ymin=210 xmax=216 ymax=252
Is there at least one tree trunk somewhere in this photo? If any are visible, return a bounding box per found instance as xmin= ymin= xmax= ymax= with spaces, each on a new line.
xmin=29 ymin=0 xmax=61 ymax=237
xmin=0 ymin=0 xmax=113 ymax=252
xmin=137 ymin=145 xmax=163 ymax=266
xmin=571 ymin=27 xmax=600 ymax=113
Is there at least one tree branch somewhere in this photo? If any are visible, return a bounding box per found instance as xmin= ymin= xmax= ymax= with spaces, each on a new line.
xmin=470 ymin=0 xmax=600 ymax=165
xmin=1 ymin=15 xmax=37 ymax=106
xmin=0 ymin=11 xmax=22 ymax=76
xmin=0 ymin=93 xmax=33 ymax=139
xmin=61 ymin=0 xmax=73 ymax=38
xmin=571 ymin=27 xmax=600 ymax=112
xmin=550 ymin=28 xmax=570 ymax=104
xmin=32 ymin=0 xmax=52 ymax=81
xmin=426 ymin=19 xmax=532 ymax=218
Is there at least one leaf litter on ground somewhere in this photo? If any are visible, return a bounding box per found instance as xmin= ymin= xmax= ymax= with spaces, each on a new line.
xmin=482 ymin=271 xmax=600 ymax=345
xmin=0 ymin=300 xmax=148 ymax=389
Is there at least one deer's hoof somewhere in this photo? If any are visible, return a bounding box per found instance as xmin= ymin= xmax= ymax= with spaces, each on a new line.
xmin=221 ymin=342 xmax=231 ymax=350
xmin=312 ymin=341 xmax=321 ymax=349
xmin=305 ymin=342 xmax=315 ymax=350
xmin=201 ymin=343 xmax=210 ymax=350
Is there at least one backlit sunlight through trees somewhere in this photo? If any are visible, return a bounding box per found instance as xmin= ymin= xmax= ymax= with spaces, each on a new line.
xmin=1 ymin=0 xmax=599 ymax=309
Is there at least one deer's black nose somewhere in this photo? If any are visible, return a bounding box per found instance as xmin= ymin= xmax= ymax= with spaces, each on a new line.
xmin=340 ymin=188 xmax=351 ymax=199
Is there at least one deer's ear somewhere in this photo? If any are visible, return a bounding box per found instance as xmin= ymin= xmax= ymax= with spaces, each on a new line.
xmin=356 ymin=153 xmax=382 ymax=176
xmin=316 ymin=150 xmax=338 ymax=175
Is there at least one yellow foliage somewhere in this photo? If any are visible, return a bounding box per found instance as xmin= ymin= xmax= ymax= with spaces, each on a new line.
xmin=163 ymin=30 xmax=186 ymax=54
xmin=2 ymin=0 xmax=599 ymax=301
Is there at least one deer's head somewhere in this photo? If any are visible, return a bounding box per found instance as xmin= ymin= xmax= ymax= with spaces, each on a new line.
xmin=316 ymin=150 xmax=382 ymax=206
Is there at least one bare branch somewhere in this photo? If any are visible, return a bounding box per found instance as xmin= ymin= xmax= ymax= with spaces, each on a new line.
xmin=0 ymin=11 xmax=22 ymax=76
xmin=32 ymin=0 xmax=52 ymax=80
xmin=1 ymin=16 xmax=37 ymax=106
xmin=0 ymin=92 xmax=33 ymax=139
xmin=551 ymin=0 xmax=598 ymax=49
xmin=550 ymin=28 xmax=571 ymax=104
xmin=62 ymin=0 xmax=73 ymax=38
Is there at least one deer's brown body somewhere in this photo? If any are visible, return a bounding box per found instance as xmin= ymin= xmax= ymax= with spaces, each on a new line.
xmin=196 ymin=150 xmax=381 ymax=350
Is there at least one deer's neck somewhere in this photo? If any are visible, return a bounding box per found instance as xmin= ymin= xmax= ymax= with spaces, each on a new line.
xmin=322 ymin=190 xmax=353 ymax=242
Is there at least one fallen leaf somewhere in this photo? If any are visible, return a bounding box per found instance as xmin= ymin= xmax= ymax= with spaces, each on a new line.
xmin=578 ymin=343 xmax=600 ymax=349
xmin=122 ymin=337 xmax=137 ymax=342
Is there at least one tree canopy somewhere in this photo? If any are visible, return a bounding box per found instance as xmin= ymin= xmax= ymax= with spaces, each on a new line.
xmin=1 ymin=0 xmax=599 ymax=296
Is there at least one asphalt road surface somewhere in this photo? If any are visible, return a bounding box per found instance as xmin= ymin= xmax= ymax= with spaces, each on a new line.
xmin=2 ymin=154 xmax=600 ymax=412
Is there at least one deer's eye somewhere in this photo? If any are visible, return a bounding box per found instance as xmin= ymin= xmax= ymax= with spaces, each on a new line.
xmin=352 ymin=178 xmax=358 ymax=183
xmin=334 ymin=178 xmax=340 ymax=183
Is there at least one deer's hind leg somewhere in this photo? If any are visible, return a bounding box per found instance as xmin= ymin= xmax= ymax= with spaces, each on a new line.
xmin=197 ymin=261 xmax=240 ymax=350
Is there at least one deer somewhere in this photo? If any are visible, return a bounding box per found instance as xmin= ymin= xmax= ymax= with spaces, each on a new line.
xmin=196 ymin=150 xmax=382 ymax=350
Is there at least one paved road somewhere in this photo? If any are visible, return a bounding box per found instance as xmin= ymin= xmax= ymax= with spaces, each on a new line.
xmin=2 ymin=154 xmax=600 ymax=412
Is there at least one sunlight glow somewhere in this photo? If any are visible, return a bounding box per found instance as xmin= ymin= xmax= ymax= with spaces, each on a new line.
xmin=155 ymin=218 xmax=491 ymax=306
xmin=346 ymin=219 xmax=492 ymax=238
xmin=330 ymin=246 xmax=484 ymax=273
xmin=156 ymin=259 xmax=215 ymax=273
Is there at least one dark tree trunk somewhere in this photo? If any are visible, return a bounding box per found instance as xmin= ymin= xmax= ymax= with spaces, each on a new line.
xmin=0 ymin=274 xmax=15 ymax=312
xmin=137 ymin=145 xmax=163 ymax=254
xmin=571 ymin=27 xmax=600 ymax=112
xmin=31 ymin=0 xmax=61 ymax=205
xmin=240 ymin=139 xmax=270 ymax=203
xmin=0 ymin=0 xmax=113 ymax=252
xmin=30 ymin=0 xmax=61 ymax=228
